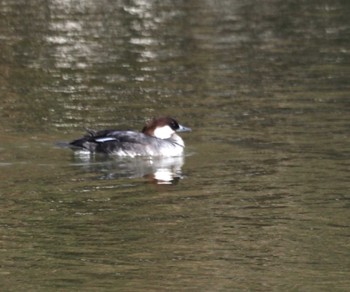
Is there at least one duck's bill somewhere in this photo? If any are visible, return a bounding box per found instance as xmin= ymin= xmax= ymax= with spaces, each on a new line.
xmin=177 ymin=124 xmax=192 ymax=132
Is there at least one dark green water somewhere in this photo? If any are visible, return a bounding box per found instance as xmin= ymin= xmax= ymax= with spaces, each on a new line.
xmin=1 ymin=0 xmax=349 ymax=291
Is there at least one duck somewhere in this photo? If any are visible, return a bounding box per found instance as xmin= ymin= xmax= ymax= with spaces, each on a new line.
xmin=69 ymin=116 xmax=191 ymax=157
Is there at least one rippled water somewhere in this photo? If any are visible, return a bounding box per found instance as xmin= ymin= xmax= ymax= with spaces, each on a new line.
xmin=1 ymin=0 xmax=350 ymax=290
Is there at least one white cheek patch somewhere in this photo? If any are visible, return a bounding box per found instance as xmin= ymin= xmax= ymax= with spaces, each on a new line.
xmin=153 ymin=125 xmax=174 ymax=139
xmin=95 ymin=137 xmax=117 ymax=143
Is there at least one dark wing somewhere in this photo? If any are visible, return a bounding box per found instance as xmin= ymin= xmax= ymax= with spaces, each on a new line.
xmin=69 ymin=130 xmax=146 ymax=153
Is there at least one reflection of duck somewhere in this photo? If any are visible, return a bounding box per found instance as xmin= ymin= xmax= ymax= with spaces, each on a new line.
xmin=69 ymin=117 xmax=191 ymax=157
xmin=72 ymin=156 xmax=185 ymax=184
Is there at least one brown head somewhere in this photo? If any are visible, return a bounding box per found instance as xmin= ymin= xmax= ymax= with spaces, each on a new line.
xmin=142 ymin=117 xmax=191 ymax=139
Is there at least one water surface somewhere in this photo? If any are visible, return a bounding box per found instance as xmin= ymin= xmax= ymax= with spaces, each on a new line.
xmin=1 ymin=0 xmax=349 ymax=291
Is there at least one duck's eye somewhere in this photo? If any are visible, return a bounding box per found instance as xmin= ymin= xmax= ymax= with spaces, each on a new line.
xmin=169 ymin=120 xmax=179 ymax=130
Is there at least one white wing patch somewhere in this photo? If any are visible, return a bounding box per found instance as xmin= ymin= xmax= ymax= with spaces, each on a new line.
xmin=95 ymin=137 xmax=117 ymax=143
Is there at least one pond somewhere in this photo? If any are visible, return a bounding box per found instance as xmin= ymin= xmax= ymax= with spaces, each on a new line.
xmin=1 ymin=0 xmax=349 ymax=290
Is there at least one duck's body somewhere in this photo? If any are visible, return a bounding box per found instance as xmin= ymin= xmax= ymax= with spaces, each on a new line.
xmin=69 ymin=117 xmax=191 ymax=157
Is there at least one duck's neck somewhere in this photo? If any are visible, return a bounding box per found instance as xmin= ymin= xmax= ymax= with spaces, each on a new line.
xmin=169 ymin=134 xmax=185 ymax=147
